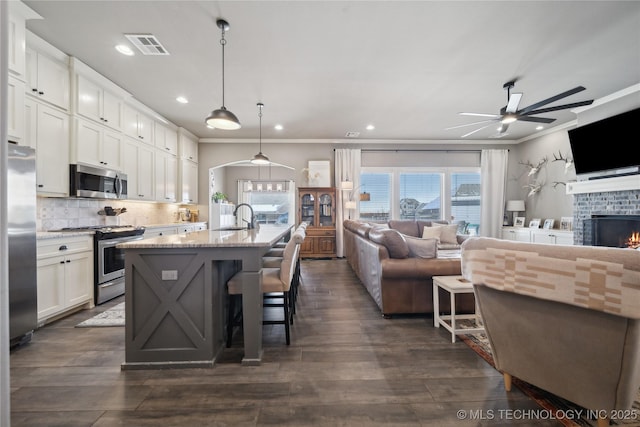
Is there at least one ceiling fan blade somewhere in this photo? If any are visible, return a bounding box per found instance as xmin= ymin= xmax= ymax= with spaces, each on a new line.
xmin=505 ymin=93 xmax=522 ymax=113
xmin=459 ymin=112 xmax=502 ymax=118
xmin=445 ymin=119 xmax=497 ymax=130
xmin=521 ymin=100 xmax=594 ymax=116
xmin=498 ymin=123 xmax=510 ymax=133
xmin=516 ymin=116 xmax=556 ymax=124
xmin=518 ymin=86 xmax=586 ymax=114
xmin=461 ymin=124 xmax=494 ymax=138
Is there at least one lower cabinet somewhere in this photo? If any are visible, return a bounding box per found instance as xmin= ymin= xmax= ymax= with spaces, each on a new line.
xmin=37 ymin=235 xmax=94 ymax=324
xmin=501 ymin=227 xmax=574 ymax=245
xmin=301 ymin=228 xmax=336 ymax=258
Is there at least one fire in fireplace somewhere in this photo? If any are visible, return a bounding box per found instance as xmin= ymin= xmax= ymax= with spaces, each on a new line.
xmin=583 ymin=215 xmax=640 ymax=248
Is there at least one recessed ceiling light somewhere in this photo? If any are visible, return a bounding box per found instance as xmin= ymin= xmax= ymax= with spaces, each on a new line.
xmin=115 ymin=44 xmax=134 ymax=56
xmin=366 ymin=124 xmax=375 ymax=131
xmin=536 ymin=125 xmax=544 ymax=130
xmin=176 ymin=96 xmax=188 ymax=104
xmin=274 ymin=124 xmax=283 ymax=130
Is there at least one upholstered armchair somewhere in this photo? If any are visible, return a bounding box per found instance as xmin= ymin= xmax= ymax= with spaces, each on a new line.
xmin=461 ymin=237 xmax=640 ymax=427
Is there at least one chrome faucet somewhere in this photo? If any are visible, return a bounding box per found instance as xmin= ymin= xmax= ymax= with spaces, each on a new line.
xmin=233 ymin=203 xmax=256 ymax=229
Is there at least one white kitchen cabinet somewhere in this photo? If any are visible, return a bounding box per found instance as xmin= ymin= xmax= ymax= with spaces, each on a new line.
xmin=155 ymin=122 xmax=178 ymax=155
xmin=74 ymin=117 xmax=123 ymax=171
xmin=123 ymin=104 xmax=154 ymax=144
xmin=143 ymin=226 xmax=178 ymax=239
xmin=123 ymin=137 xmax=155 ymax=201
xmin=8 ymin=2 xmax=40 ymax=79
xmin=25 ymin=45 xmax=70 ymax=110
xmin=75 ymin=74 xmax=123 ymax=131
xmin=501 ymin=227 xmax=532 ymax=242
xmin=7 ymin=76 xmax=25 ymax=143
xmin=531 ymin=229 xmax=574 ymax=245
xmin=37 ymin=235 xmax=94 ymax=324
xmin=155 ymin=150 xmax=177 ymax=203
xmin=178 ymin=127 xmax=198 ymax=162
xmin=24 ymin=98 xmax=70 ymax=196
xmin=179 ymin=159 xmax=198 ymax=204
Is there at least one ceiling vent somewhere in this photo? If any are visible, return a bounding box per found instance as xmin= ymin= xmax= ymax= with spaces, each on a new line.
xmin=345 ymin=131 xmax=360 ymax=138
xmin=125 ymin=34 xmax=170 ymax=55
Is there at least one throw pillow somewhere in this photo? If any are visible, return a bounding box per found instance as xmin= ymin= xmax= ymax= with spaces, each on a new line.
xmin=405 ymin=236 xmax=438 ymax=258
xmin=430 ymin=223 xmax=459 ymax=245
xmin=368 ymin=228 xmax=409 ymax=259
xmin=422 ymin=226 xmax=442 ymax=241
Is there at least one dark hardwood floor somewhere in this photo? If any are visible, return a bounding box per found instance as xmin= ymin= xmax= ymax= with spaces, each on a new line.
xmin=10 ymin=259 xmax=561 ymax=426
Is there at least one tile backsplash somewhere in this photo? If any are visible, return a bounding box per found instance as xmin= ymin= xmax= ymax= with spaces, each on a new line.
xmin=37 ymin=197 xmax=192 ymax=230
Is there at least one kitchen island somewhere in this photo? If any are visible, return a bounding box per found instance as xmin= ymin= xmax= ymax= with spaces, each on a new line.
xmin=118 ymin=224 xmax=293 ymax=368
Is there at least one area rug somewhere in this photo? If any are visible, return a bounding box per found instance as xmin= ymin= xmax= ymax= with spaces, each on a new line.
xmin=461 ymin=333 xmax=640 ymax=427
xmin=75 ymin=302 xmax=125 ymax=327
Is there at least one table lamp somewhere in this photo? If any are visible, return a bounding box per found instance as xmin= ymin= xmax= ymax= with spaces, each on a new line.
xmin=506 ymin=200 xmax=525 ymax=226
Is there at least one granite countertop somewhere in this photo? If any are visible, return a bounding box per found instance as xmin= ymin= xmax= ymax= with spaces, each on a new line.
xmin=37 ymin=222 xmax=208 ymax=240
xmin=118 ymin=224 xmax=292 ymax=249
xmin=37 ymin=230 xmax=95 ymax=240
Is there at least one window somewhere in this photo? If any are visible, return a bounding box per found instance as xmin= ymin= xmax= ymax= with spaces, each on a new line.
xmin=358 ymin=173 xmax=391 ymax=222
xmin=359 ymin=168 xmax=480 ymax=232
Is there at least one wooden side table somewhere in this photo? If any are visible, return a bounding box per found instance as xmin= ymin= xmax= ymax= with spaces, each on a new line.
xmin=433 ymin=275 xmax=484 ymax=343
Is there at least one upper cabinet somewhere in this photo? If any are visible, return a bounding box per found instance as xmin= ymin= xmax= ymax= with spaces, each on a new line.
xmin=7 ymin=76 xmax=25 ymax=143
xmin=178 ymin=128 xmax=198 ymax=162
xmin=8 ymin=3 xmax=41 ymax=79
xmin=123 ymin=104 xmax=154 ymax=144
xmin=155 ymin=122 xmax=178 ymax=155
xmin=73 ymin=117 xmax=123 ymax=171
xmin=76 ymin=75 xmax=123 ymax=130
xmin=25 ymin=40 xmax=70 ymax=110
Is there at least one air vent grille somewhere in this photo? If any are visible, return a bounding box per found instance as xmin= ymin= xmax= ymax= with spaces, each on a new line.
xmin=125 ymin=34 xmax=170 ymax=55
xmin=345 ymin=131 xmax=360 ymax=138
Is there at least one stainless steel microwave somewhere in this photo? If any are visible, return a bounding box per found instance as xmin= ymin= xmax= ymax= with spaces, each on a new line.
xmin=70 ymin=164 xmax=128 ymax=199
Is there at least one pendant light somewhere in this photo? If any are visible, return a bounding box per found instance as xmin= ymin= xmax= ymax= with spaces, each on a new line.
xmin=251 ymin=103 xmax=270 ymax=165
xmin=205 ymin=19 xmax=241 ymax=130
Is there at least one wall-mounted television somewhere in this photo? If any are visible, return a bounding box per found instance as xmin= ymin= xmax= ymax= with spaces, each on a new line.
xmin=568 ymin=107 xmax=640 ymax=180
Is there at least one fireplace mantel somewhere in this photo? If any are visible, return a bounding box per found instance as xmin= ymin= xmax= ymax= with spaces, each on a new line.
xmin=566 ymin=174 xmax=640 ymax=195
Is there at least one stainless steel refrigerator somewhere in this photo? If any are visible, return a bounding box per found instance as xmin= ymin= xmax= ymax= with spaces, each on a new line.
xmin=7 ymin=144 xmax=37 ymax=346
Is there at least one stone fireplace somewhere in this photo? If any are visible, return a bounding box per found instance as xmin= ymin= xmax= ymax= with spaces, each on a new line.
xmin=573 ymin=188 xmax=640 ymax=246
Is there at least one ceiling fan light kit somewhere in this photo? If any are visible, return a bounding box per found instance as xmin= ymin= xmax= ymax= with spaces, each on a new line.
xmin=205 ymin=19 xmax=241 ymax=130
xmin=448 ymin=80 xmax=594 ymax=137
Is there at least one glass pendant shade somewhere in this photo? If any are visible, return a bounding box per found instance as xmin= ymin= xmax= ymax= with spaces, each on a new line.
xmin=205 ymin=106 xmax=241 ymax=130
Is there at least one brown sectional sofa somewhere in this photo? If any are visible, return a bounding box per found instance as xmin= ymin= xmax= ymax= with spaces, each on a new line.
xmin=343 ymin=219 xmax=475 ymax=317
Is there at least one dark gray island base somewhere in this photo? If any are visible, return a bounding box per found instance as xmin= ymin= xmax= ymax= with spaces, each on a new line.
xmin=118 ymin=225 xmax=293 ymax=369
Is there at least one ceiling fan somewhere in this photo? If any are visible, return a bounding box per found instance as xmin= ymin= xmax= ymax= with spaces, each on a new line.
xmin=447 ymin=81 xmax=594 ymax=138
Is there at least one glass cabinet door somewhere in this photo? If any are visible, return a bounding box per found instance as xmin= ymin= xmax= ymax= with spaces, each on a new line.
xmin=318 ymin=192 xmax=334 ymax=227
xmin=300 ymin=193 xmax=316 ymax=226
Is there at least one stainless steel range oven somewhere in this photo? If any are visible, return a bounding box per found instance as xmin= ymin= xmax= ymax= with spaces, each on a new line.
xmin=57 ymin=225 xmax=145 ymax=304
xmin=94 ymin=226 xmax=145 ymax=304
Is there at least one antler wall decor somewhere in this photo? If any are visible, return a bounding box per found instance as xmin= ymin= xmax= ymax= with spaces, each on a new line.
xmin=519 ymin=157 xmax=548 ymax=177
xmin=524 ymin=181 xmax=544 ymax=197
xmin=552 ymin=150 xmax=574 ymax=173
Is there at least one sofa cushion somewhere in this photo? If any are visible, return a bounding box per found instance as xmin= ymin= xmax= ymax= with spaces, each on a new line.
xmin=388 ymin=220 xmax=420 ymax=237
xmin=405 ymin=236 xmax=438 ymax=259
xmin=368 ymin=228 xmax=409 ymax=259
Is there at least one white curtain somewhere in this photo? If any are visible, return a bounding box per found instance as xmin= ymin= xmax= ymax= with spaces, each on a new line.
xmin=334 ymin=148 xmax=361 ymax=257
xmin=480 ymin=149 xmax=508 ymax=238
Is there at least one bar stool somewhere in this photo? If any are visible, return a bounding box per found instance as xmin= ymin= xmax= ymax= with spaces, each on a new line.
xmin=263 ymin=226 xmax=306 ymax=313
xmin=226 ymin=237 xmax=300 ymax=347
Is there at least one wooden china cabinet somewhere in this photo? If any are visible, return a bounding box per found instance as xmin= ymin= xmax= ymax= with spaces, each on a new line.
xmin=297 ymin=187 xmax=336 ymax=258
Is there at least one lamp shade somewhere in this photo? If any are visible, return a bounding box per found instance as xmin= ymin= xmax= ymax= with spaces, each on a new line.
xmin=506 ymin=200 xmax=525 ymax=211
xmin=205 ymin=107 xmax=241 ymax=130
xmin=344 ymin=201 xmax=357 ymax=210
